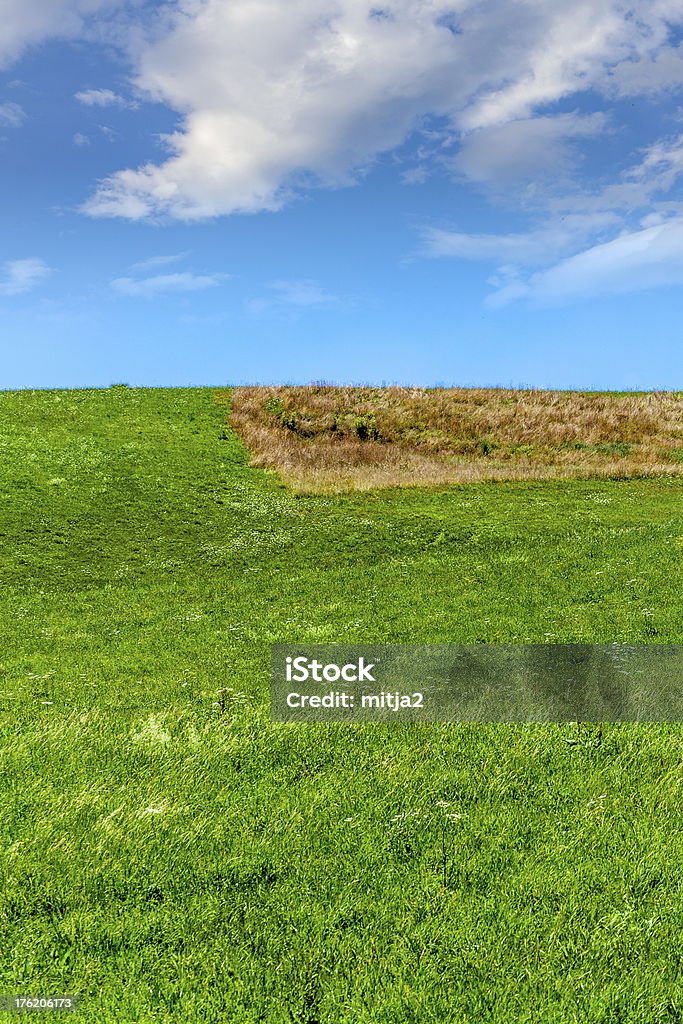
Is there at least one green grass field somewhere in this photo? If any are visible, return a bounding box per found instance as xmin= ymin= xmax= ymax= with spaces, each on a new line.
xmin=1 ymin=386 xmax=682 ymax=1023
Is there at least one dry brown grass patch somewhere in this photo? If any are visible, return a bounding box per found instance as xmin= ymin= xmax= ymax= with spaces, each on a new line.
xmin=227 ymin=385 xmax=683 ymax=492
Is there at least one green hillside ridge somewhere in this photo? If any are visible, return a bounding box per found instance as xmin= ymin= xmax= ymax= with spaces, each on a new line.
xmin=1 ymin=387 xmax=682 ymax=1022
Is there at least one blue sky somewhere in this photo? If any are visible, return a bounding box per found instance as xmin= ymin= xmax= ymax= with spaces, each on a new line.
xmin=2 ymin=1 xmax=683 ymax=389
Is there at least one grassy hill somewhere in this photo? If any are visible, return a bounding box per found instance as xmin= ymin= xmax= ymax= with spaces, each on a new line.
xmin=1 ymin=386 xmax=682 ymax=1022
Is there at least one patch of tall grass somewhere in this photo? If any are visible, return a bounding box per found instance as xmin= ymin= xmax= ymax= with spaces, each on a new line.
xmin=230 ymin=385 xmax=683 ymax=492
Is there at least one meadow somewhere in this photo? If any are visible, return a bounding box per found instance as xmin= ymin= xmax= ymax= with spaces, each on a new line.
xmin=1 ymin=386 xmax=682 ymax=1022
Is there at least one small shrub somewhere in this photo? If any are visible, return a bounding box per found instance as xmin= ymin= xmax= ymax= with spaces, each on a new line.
xmin=265 ymin=396 xmax=301 ymax=433
xmin=264 ymin=396 xmax=284 ymax=418
xmin=354 ymin=414 xmax=379 ymax=441
xmin=280 ymin=409 xmax=300 ymax=432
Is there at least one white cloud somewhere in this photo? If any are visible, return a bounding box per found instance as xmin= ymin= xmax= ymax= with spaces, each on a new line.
xmin=269 ymin=280 xmax=337 ymax=307
xmin=73 ymin=125 xmax=119 ymax=146
xmin=605 ymin=41 xmax=683 ymax=97
xmin=455 ymin=5 xmax=636 ymax=132
xmin=427 ymin=126 xmax=683 ymax=302
xmin=401 ymin=165 xmax=430 ymax=185
xmin=422 ymin=213 xmax=619 ymax=267
xmin=81 ymin=0 xmax=683 ymax=221
xmin=0 ymin=0 xmax=122 ymax=68
xmin=75 ymin=88 xmax=136 ymax=108
xmin=0 ymin=100 xmax=25 ymax=127
xmin=548 ymin=131 xmax=683 ymax=217
xmin=247 ymin=279 xmax=339 ymax=315
xmin=489 ymin=219 xmax=683 ymax=305
xmin=110 ymin=271 xmax=230 ymax=297
xmin=129 ymin=252 xmax=190 ymax=271
xmin=451 ymin=112 xmax=608 ymax=187
xmin=624 ymin=133 xmax=683 ymax=193
xmin=3 ymin=0 xmax=683 ymax=284
xmin=0 ymin=258 xmax=52 ymax=296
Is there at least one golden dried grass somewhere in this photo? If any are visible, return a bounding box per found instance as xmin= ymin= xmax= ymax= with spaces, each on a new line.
xmin=228 ymin=386 xmax=683 ymax=492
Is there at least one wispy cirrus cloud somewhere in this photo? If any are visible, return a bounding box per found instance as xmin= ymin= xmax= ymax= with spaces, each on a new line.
xmin=129 ymin=252 xmax=191 ymax=272
xmin=0 ymin=100 xmax=25 ymax=127
xmin=422 ymin=212 xmax=620 ymax=268
xmin=72 ymin=124 xmax=120 ymax=146
xmin=427 ymin=128 xmax=683 ymax=305
xmin=268 ymin=280 xmax=337 ymax=307
xmin=110 ymin=271 xmax=230 ymax=297
xmin=75 ymin=88 xmax=137 ymax=109
xmin=246 ymin=279 xmax=339 ymax=315
xmin=0 ymin=257 xmax=53 ymax=295
xmin=0 ymin=257 xmax=52 ymax=295
xmin=489 ymin=218 xmax=683 ymax=306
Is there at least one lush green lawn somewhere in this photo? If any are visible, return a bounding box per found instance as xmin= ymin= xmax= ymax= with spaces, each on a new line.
xmin=1 ymin=386 xmax=682 ymax=1022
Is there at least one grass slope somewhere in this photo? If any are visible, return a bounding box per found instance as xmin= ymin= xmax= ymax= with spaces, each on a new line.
xmin=1 ymin=386 xmax=682 ymax=1023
